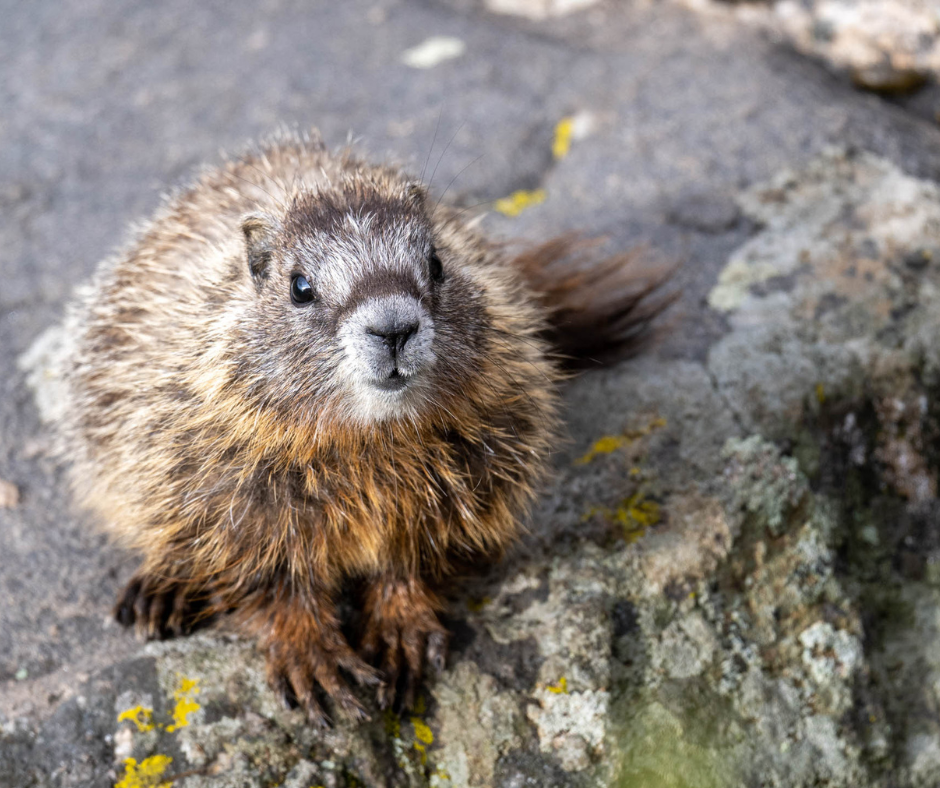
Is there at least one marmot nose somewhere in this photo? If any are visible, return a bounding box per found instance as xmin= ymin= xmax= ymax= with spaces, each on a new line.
xmin=366 ymin=321 xmax=419 ymax=357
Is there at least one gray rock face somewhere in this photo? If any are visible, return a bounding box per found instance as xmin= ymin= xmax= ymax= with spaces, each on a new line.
xmin=730 ymin=0 xmax=940 ymax=92
xmin=5 ymin=1 xmax=940 ymax=786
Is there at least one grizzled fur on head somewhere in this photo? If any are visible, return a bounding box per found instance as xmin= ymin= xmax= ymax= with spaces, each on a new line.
xmin=234 ymin=173 xmax=490 ymax=429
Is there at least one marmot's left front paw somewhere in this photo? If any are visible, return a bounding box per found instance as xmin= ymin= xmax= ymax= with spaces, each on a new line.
xmin=265 ymin=632 xmax=380 ymax=727
xmin=359 ymin=577 xmax=448 ymax=709
xmin=255 ymin=592 xmax=380 ymax=726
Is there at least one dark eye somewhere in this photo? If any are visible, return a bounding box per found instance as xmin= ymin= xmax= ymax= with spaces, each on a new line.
xmin=428 ymin=247 xmax=444 ymax=283
xmin=290 ymin=274 xmax=315 ymax=305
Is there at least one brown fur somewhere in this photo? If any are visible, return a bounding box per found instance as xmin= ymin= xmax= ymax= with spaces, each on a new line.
xmin=512 ymin=234 xmax=676 ymax=367
xmin=58 ymin=130 xmax=667 ymax=723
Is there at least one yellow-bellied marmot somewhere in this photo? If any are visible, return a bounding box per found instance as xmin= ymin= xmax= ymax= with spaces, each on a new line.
xmin=58 ymin=130 xmax=666 ymax=724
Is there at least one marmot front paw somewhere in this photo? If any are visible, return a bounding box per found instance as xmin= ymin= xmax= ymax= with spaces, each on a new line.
xmin=114 ymin=571 xmax=214 ymax=640
xmin=265 ymin=632 xmax=381 ymax=726
xmin=359 ymin=577 xmax=448 ymax=710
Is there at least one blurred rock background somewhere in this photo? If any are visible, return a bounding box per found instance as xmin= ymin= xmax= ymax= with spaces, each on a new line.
xmin=4 ymin=0 xmax=940 ymax=786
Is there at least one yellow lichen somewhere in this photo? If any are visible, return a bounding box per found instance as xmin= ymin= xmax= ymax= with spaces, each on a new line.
xmin=412 ymin=717 xmax=434 ymax=745
xmin=410 ymin=716 xmax=434 ymax=765
xmin=614 ymin=492 xmax=661 ymax=543
xmin=547 ymin=676 xmax=568 ymax=694
xmin=815 ymin=382 xmax=826 ymax=404
xmin=575 ymin=417 xmax=667 ymax=465
xmin=552 ymin=116 xmax=574 ymax=159
xmin=115 ymin=755 xmax=173 ymax=788
xmin=576 ymin=435 xmax=629 ymax=465
xmin=493 ymin=189 xmax=546 ymax=217
xmin=584 ymin=492 xmax=661 ymax=543
xmin=117 ymin=704 xmax=156 ymax=733
xmin=164 ymin=675 xmax=200 ymax=732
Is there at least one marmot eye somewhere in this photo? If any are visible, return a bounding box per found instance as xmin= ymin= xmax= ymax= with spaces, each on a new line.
xmin=428 ymin=247 xmax=444 ymax=282
xmin=290 ymin=274 xmax=315 ymax=305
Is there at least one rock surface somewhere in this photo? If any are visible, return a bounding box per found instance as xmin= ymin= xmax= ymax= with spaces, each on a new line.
xmin=5 ymin=1 xmax=940 ymax=787
xmin=721 ymin=0 xmax=940 ymax=93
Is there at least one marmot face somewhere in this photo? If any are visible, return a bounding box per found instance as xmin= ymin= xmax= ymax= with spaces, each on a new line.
xmin=237 ymin=175 xmax=489 ymax=428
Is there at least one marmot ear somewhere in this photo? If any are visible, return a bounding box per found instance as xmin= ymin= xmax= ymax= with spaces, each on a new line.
xmin=405 ymin=182 xmax=428 ymax=207
xmin=241 ymin=213 xmax=279 ymax=282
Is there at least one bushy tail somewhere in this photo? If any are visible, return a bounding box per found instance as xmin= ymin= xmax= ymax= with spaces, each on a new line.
xmin=511 ymin=234 xmax=677 ymax=368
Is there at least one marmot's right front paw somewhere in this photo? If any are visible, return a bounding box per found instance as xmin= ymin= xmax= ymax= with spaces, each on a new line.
xmin=114 ymin=571 xmax=212 ymax=640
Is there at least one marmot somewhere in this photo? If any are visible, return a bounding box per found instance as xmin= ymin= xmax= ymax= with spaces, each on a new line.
xmin=58 ymin=130 xmax=667 ymax=723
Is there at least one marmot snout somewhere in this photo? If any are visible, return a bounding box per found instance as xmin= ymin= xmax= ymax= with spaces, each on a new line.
xmin=57 ymin=130 xmax=669 ymax=723
xmin=349 ymin=296 xmax=435 ymax=392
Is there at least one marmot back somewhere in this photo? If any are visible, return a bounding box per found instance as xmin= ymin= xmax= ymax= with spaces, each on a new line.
xmin=59 ymin=130 xmax=669 ymax=722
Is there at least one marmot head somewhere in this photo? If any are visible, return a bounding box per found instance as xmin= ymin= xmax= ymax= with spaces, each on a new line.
xmin=236 ymin=171 xmax=491 ymax=428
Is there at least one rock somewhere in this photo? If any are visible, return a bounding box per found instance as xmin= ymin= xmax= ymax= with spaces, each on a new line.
xmin=401 ymin=37 xmax=467 ymax=69
xmin=527 ymin=687 xmax=608 ymax=772
xmin=0 ymin=480 xmax=18 ymax=509
xmin=799 ymin=621 xmax=864 ymax=688
xmin=852 ymin=62 xmax=928 ymax=93
xmin=484 ymin=0 xmax=601 ymax=20
xmin=431 ymin=662 xmax=523 ymax=787
xmin=17 ymin=322 xmax=74 ymax=425
xmin=727 ymin=0 xmax=940 ymax=92
xmin=668 ymin=191 xmax=741 ymax=233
